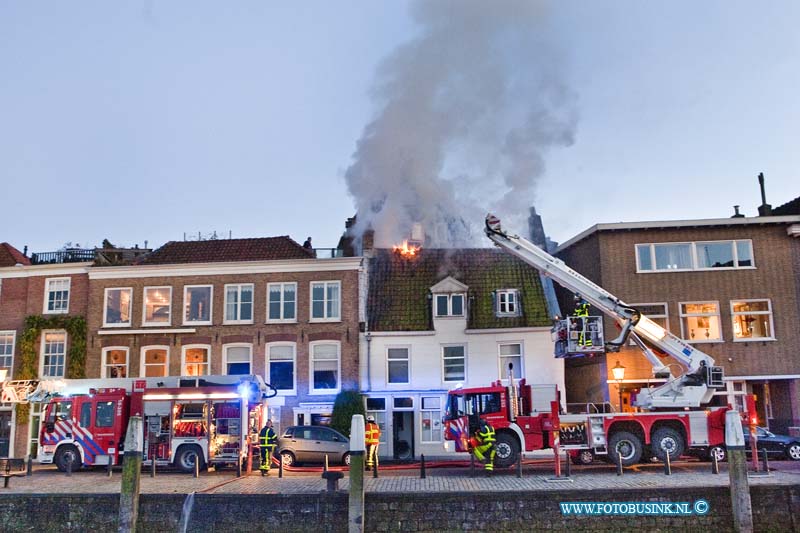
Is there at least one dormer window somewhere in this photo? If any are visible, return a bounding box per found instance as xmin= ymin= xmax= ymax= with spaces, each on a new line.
xmin=435 ymin=294 xmax=465 ymax=317
xmin=495 ymin=289 xmax=521 ymax=317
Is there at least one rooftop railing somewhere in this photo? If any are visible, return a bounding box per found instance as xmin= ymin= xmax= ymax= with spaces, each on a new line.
xmin=30 ymin=248 xmax=95 ymax=265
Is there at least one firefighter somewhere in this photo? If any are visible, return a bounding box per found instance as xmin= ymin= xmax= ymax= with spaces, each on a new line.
xmin=259 ymin=420 xmax=277 ymax=476
xmin=574 ymin=296 xmax=592 ymax=348
xmin=470 ymin=420 xmax=496 ymax=472
xmin=365 ymin=415 xmax=381 ymax=470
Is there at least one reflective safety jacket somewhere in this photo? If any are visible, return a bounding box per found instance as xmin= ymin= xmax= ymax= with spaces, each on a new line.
xmin=575 ymin=302 xmax=590 ymax=317
xmin=365 ymin=422 xmax=381 ymax=446
xmin=259 ymin=426 xmax=277 ymax=448
xmin=476 ymin=421 xmax=496 ymax=445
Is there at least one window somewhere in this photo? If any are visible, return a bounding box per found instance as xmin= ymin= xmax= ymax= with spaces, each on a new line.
xmin=498 ymin=343 xmax=522 ymax=379
xmin=679 ymin=302 xmax=722 ymax=342
xmin=636 ymin=240 xmax=755 ymax=272
xmin=435 ymin=294 xmax=465 ymax=317
xmin=224 ymin=344 xmax=252 ymax=375
xmin=442 ymin=345 xmax=466 ymax=382
xmin=496 ymin=290 xmax=520 ymax=317
xmin=40 ymin=331 xmax=67 ymax=378
xmin=104 ymin=288 xmax=132 ymax=327
xmin=365 ymin=397 xmax=387 ymax=445
xmin=96 ymin=401 xmax=115 ymax=427
xmin=224 ymin=284 xmax=253 ymax=324
xmin=141 ymin=347 xmax=169 ymax=377
xmin=421 ymin=397 xmax=442 ymax=442
xmin=387 ymin=347 xmax=410 ymax=384
xmin=0 ymin=331 xmax=15 ymax=377
xmin=731 ymin=300 xmax=774 ymax=341
xmin=184 ymin=285 xmax=213 ymax=324
xmin=310 ymin=281 xmax=340 ymax=321
xmin=267 ymin=343 xmax=296 ymax=394
xmin=182 ymin=345 xmax=210 ymax=376
xmin=44 ymin=278 xmax=70 ymax=314
xmin=310 ymin=342 xmax=340 ymax=393
xmin=101 ymin=347 xmax=128 ymax=378
xmin=143 ymin=287 xmax=172 ymax=325
xmin=267 ymin=283 xmax=297 ymax=322
xmin=80 ymin=402 xmax=92 ymax=427
xmin=628 ymin=303 xmax=669 ymax=345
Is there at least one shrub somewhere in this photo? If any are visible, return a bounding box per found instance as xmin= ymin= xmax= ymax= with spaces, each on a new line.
xmin=330 ymin=389 xmax=366 ymax=439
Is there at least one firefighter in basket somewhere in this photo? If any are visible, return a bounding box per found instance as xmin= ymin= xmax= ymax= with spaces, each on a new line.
xmin=574 ymin=296 xmax=592 ymax=348
xmin=259 ymin=420 xmax=277 ymax=476
xmin=365 ymin=415 xmax=381 ymax=471
xmin=469 ymin=419 xmax=496 ymax=472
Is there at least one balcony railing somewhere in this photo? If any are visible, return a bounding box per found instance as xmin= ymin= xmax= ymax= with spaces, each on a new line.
xmin=30 ymin=248 xmax=95 ymax=265
xmin=311 ymin=248 xmax=345 ymax=259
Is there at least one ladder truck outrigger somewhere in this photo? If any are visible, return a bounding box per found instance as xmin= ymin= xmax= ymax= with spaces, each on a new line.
xmin=443 ymin=214 xmax=729 ymax=467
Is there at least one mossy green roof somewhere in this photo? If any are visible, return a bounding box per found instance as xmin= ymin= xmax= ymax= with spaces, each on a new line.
xmin=367 ymin=248 xmax=551 ymax=331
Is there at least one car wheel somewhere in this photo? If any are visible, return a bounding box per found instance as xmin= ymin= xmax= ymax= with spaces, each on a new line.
xmin=343 ymin=452 xmax=351 ymax=467
xmin=707 ymin=445 xmax=726 ymax=463
xmin=651 ymin=427 xmax=685 ymax=462
xmin=54 ymin=444 xmax=81 ymax=472
xmin=608 ymin=431 xmax=643 ymax=466
xmin=493 ymin=432 xmax=520 ymax=468
xmin=786 ymin=443 xmax=800 ymax=461
xmin=280 ymin=451 xmax=296 ymax=467
xmin=175 ymin=445 xmax=205 ymax=473
xmin=571 ymin=449 xmax=594 ymax=465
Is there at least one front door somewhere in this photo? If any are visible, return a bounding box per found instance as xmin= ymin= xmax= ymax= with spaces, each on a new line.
xmin=0 ymin=411 xmax=11 ymax=457
xmin=392 ymin=411 xmax=414 ymax=460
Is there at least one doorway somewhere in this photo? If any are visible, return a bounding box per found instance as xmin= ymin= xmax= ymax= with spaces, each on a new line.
xmin=392 ymin=411 xmax=414 ymax=460
xmin=0 ymin=411 xmax=11 ymax=457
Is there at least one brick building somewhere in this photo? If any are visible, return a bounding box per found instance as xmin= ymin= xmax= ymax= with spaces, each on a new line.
xmin=85 ymin=237 xmax=362 ymax=435
xmin=557 ymin=213 xmax=800 ymax=432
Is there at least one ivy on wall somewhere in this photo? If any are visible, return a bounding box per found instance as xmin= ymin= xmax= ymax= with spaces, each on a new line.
xmin=16 ymin=315 xmax=87 ymax=419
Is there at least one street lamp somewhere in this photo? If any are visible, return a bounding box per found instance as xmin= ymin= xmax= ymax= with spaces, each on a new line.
xmin=611 ymin=360 xmax=625 ymax=412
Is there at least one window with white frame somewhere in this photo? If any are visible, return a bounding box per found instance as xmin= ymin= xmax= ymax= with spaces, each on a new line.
xmin=143 ymin=287 xmax=171 ymax=325
xmin=141 ymin=346 xmax=169 ymax=377
xmin=421 ymin=397 xmax=443 ymax=442
xmin=104 ymin=288 xmax=132 ymax=327
xmin=0 ymin=331 xmax=15 ymax=377
xmin=267 ymin=343 xmax=296 ymax=394
xmin=184 ymin=285 xmax=213 ymax=324
xmin=182 ymin=345 xmax=210 ymax=376
xmin=224 ymin=344 xmax=252 ymax=375
xmin=435 ymin=294 xmax=465 ymax=317
xmin=498 ymin=343 xmax=522 ymax=379
xmin=731 ymin=299 xmax=774 ymax=341
xmin=636 ymin=240 xmax=754 ymax=272
xmin=387 ymin=347 xmax=410 ymax=384
xmin=310 ymin=342 xmax=340 ymax=392
xmin=679 ymin=302 xmax=722 ymax=342
xmin=442 ymin=344 xmax=466 ymax=382
xmin=267 ymin=283 xmax=297 ymax=322
xmin=628 ymin=303 xmax=669 ymax=344
xmin=496 ymin=290 xmax=520 ymax=317
xmin=41 ymin=331 xmax=67 ymax=378
xmin=365 ymin=397 xmax=387 ymax=444
xmin=44 ymin=278 xmax=70 ymax=314
xmin=224 ymin=284 xmax=254 ymax=324
xmin=310 ymin=281 xmax=340 ymax=321
xmin=102 ymin=347 xmax=129 ymax=378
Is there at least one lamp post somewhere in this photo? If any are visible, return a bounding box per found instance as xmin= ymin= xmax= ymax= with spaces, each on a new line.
xmin=611 ymin=360 xmax=625 ymax=412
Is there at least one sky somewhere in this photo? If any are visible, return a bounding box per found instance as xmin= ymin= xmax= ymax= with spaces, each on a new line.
xmin=1 ymin=1 xmax=798 ymax=253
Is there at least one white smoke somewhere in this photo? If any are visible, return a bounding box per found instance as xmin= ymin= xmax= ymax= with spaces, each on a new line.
xmin=344 ymin=0 xmax=577 ymax=248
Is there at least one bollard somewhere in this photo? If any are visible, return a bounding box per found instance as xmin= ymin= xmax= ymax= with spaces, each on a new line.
xmin=26 ymin=455 xmax=33 ymax=477
xmin=564 ymin=452 xmax=571 ymax=478
xmin=664 ymin=451 xmax=671 ymax=476
xmin=194 ymin=458 xmax=199 ymax=479
xmin=712 ymin=453 xmax=720 ymax=475
xmin=119 ymin=416 xmax=144 ymax=533
xmin=762 ymin=448 xmax=769 ymax=473
xmin=151 ymin=456 xmax=156 ymax=478
xmin=66 ymin=456 xmax=73 ymax=477
xmin=236 ymin=454 xmax=242 ymax=477
xmin=348 ymin=415 xmax=366 ymax=533
xmin=470 ymin=452 xmax=475 ymax=478
xmin=516 ymin=452 xmax=522 ymax=479
xmin=372 ymin=461 xmax=378 ymax=479
xmin=324 ymin=454 xmax=329 ymax=473
xmin=616 ymin=453 xmax=623 ymax=476
xmin=107 ymin=456 xmax=113 ymax=478
xmin=420 ymin=454 xmax=426 ymax=479
xmin=278 ymin=455 xmax=284 ymax=478
xmin=726 ymin=410 xmax=754 ymax=533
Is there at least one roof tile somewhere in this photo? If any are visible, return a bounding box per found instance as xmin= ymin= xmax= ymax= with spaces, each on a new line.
xmin=0 ymin=242 xmax=31 ymax=267
xmin=138 ymin=237 xmax=313 ymax=265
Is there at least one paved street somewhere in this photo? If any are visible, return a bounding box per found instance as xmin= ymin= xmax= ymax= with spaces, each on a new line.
xmin=4 ymin=458 xmax=799 ymax=495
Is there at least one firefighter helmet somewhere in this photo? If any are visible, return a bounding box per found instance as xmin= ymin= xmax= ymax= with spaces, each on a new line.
xmin=366 ymin=415 xmax=375 ymax=423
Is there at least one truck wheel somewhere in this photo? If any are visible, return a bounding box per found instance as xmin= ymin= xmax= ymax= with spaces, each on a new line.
xmin=175 ymin=445 xmax=205 ymax=473
xmin=493 ymin=432 xmax=520 ymax=468
xmin=571 ymin=449 xmax=595 ymax=465
xmin=54 ymin=444 xmax=81 ymax=472
xmin=651 ymin=427 xmax=685 ymax=462
xmin=608 ymin=431 xmax=643 ymax=466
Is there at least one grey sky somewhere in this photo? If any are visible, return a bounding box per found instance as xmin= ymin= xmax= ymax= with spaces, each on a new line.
xmin=1 ymin=1 xmax=797 ymax=253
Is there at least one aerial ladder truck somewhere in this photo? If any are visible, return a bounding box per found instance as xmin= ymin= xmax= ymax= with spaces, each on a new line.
xmin=443 ymin=214 xmax=729 ymax=467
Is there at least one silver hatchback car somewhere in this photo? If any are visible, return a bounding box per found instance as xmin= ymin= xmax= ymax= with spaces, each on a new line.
xmin=277 ymin=425 xmax=351 ymax=467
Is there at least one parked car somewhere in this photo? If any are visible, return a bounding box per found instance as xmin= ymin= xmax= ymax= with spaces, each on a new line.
xmin=276 ymin=425 xmax=351 ymax=467
xmin=703 ymin=426 xmax=800 ymax=463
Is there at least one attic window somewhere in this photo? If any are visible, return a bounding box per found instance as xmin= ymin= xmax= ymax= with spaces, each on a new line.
xmin=495 ymin=289 xmax=521 ymax=317
xmin=435 ymin=294 xmax=464 ymax=317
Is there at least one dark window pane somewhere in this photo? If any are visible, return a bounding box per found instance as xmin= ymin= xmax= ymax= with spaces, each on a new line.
xmin=270 ymin=361 xmax=294 ymax=390
xmin=96 ymin=402 xmax=115 ymax=428
xmin=451 ymin=295 xmax=464 ymax=315
xmin=736 ymin=241 xmax=753 ymax=267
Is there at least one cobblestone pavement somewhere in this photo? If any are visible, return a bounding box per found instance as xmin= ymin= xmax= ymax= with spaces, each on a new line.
xmin=4 ymin=461 xmax=799 ymax=495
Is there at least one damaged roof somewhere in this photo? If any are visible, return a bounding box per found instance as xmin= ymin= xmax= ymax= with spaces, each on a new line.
xmin=138 ymin=237 xmax=313 ymax=265
xmin=367 ymin=248 xmax=551 ymax=332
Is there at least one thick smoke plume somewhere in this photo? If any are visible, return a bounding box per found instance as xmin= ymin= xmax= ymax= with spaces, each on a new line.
xmin=345 ymin=0 xmax=577 ymax=248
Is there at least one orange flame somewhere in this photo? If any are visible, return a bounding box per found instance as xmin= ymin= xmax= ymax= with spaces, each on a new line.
xmin=393 ymin=240 xmax=421 ymax=258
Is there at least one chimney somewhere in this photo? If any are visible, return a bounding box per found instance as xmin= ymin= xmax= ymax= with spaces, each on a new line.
xmin=731 ymin=205 xmax=745 ymax=218
xmin=361 ymin=229 xmax=375 ymax=257
xmin=528 ymin=207 xmax=547 ymax=249
xmin=757 ymin=172 xmax=773 ymax=216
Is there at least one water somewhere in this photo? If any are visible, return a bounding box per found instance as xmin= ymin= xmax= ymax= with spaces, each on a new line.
xmin=178 ymin=492 xmax=196 ymax=533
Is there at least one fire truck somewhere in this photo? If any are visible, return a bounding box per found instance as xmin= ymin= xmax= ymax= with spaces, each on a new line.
xmin=2 ymin=375 xmax=274 ymax=472
xmin=443 ymin=214 xmax=731 ymax=467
